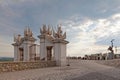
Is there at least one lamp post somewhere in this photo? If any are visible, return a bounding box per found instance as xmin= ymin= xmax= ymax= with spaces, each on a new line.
xmin=111 ymin=39 xmax=115 ymax=59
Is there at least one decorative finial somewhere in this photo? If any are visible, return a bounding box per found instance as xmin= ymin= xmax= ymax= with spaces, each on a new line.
xmin=14 ymin=34 xmax=17 ymax=42
xmin=53 ymin=24 xmax=66 ymax=40
xmin=17 ymin=34 xmax=21 ymax=43
xmin=24 ymin=26 xmax=33 ymax=37
xmin=43 ymin=24 xmax=46 ymax=33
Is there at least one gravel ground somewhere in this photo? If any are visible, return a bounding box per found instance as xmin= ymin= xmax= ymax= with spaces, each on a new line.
xmin=0 ymin=60 xmax=120 ymax=80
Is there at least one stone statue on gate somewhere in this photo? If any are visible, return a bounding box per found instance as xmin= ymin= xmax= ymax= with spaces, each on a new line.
xmin=53 ymin=25 xmax=66 ymax=40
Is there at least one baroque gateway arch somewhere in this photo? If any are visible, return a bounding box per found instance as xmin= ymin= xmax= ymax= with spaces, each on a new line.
xmin=12 ymin=25 xmax=69 ymax=66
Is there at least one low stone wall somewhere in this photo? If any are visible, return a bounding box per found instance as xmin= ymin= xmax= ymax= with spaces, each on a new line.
xmin=0 ymin=61 xmax=56 ymax=73
xmin=96 ymin=59 xmax=120 ymax=68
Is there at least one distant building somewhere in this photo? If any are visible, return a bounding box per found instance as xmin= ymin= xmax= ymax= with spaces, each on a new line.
xmin=84 ymin=52 xmax=120 ymax=60
xmin=84 ymin=53 xmax=103 ymax=60
xmin=114 ymin=54 xmax=120 ymax=59
xmin=89 ymin=53 xmax=102 ymax=60
xmin=102 ymin=53 xmax=107 ymax=60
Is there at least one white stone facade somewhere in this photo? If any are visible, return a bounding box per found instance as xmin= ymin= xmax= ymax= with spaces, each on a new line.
xmin=12 ymin=25 xmax=69 ymax=66
xmin=12 ymin=28 xmax=37 ymax=61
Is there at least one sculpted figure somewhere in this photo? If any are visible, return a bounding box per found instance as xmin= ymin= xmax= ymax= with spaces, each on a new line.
xmin=62 ymin=32 xmax=66 ymax=39
xmin=108 ymin=46 xmax=114 ymax=53
xmin=29 ymin=30 xmax=33 ymax=37
xmin=53 ymin=25 xmax=66 ymax=39
xmin=47 ymin=26 xmax=52 ymax=35
xmin=57 ymin=26 xmax=62 ymax=38
xmin=40 ymin=27 xmax=43 ymax=34
xmin=40 ymin=25 xmax=52 ymax=35
xmin=14 ymin=34 xmax=17 ymax=42
xmin=43 ymin=24 xmax=47 ymax=34
xmin=17 ymin=34 xmax=21 ymax=42
xmin=24 ymin=27 xmax=33 ymax=37
xmin=14 ymin=34 xmax=21 ymax=43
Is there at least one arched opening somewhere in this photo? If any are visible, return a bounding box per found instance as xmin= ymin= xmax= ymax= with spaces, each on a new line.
xmin=19 ymin=48 xmax=24 ymax=61
xmin=46 ymin=46 xmax=53 ymax=61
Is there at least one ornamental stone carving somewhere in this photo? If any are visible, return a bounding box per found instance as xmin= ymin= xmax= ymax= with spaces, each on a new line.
xmin=53 ymin=25 xmax=66 ymax=40
xmin=40 ymin=24 xmax=52 ymax=35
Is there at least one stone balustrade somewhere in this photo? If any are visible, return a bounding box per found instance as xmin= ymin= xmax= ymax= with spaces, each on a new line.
xmin=0 ymin=61 xmax=56 ymax=73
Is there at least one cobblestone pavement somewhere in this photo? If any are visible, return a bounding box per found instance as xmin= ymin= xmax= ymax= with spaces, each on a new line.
xmin=0 ymin=60 xmax=120 ymax=80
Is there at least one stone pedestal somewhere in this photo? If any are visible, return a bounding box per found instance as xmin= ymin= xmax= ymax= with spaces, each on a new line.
xmin=12 ymin=28 xmax=37 ymax=62
xmin=38 ymin=25 xmax=69 ymax=66
xmin=54 ymin=39 xmax=68 ymax=66
xmin=38 ymin=35 xmax=47 ymax=61
xmin=14 ymin=46 xmax=20 ymax=61
xmin=23 ymin=41 xmax=30 ymax=61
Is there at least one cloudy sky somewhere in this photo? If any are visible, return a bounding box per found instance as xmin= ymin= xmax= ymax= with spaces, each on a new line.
xmin=0 ymin=0 xmax=120 ymax=57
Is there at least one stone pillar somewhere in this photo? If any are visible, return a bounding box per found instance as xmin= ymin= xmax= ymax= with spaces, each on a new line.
xmin=23 ymin=41 xmax=30 ymax=61
xmin=39 ymin=35 xmax=47 ymax=61
xmin=54 ymin=40 xmax=68 ymax=66
xmin=14 ymin=46 xmax=20 ymax=61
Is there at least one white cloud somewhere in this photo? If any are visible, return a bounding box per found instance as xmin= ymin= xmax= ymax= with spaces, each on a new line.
xmin=0 ymin=0 xmax=120 ymax=57
xmin=60 ymin=13 xmax=120 ymax=56
xmin=0 ymin=35 xmax=13 ymax=57
xmin=0 ymin=0 xmax=51 ymax=7
xmin=0 ymin=0 xmax=28 ymax=6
